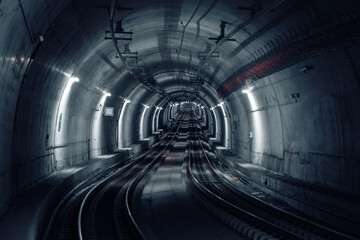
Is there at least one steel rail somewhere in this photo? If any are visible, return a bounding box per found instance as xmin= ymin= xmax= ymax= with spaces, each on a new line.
xmin=77 ymin=114 xmax=183 ymax=239
xmin=195 ymin=127 xmax=356 ymax=240
xmin=77 ymin=158 xmax=136 ymax=240
xmin=187 ymin=124 xmax=303 ymax=239
xmin=124 ymin=114 xmax=183 ymax=239
xmin=77 ymin=113 xmax=184 ymax=240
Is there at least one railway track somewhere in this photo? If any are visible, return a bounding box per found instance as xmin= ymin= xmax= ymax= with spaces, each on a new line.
xmin=43 ymin=112 xmax=356 ymax=239
xmin=43 ymin=114 xmax=184 ymax=240
xmin=186 ymin=118 xmax=357 ymax=240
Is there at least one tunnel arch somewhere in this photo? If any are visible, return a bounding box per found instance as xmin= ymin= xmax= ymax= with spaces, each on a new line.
xmin=0 ymin=0 xmax=360 ymax=227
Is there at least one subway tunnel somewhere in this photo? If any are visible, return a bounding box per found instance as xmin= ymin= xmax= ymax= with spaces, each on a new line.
xmin=0 ymin=0 xmax=360 ymax=239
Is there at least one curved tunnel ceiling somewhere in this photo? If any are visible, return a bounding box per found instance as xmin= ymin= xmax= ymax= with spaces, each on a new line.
xmin=0 ymin=1 xmax=359 ymax=153
xmin=1 ymin=0 xmax=360 ymax=236
xmin=5 ymin=0 xmax=358 ymax=107
xmin=17 ymin=0 xmax=288 ymax=104
xmin=35 ymin=0 xmax=357 ymax=104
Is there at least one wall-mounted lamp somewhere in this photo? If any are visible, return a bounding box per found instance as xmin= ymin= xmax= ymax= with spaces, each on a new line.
xmin=70 ymin=77 xmax=80 ymax=83
xmin=242 ymin=89 xmax=250 ymax=94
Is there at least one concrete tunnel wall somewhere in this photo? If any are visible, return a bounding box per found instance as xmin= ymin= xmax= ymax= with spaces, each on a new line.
xmin=224 ymin=45 xmax=360 ymax=194
xmin=1 ymin=0 xmax=360 ymax=220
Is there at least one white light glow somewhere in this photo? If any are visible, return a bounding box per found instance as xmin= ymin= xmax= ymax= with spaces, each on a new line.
xmin=52 ymin=68 xmax=80 ymax=83
xmin=242 ymin=89 xmax=250 ymax=94
xmin=152 ymin=108 xmax=159 ymax=133
xmin=56 ymin=76 xmax=79 ymax=135
xmin=210 ymin=108 xmax=218 ymax=141
xmin=155 ymin=107 xmax=162 ymax=132
xmin=246 ymin=91 xmax=265 ymax=154
xmin=247 ymin=91 xmax=257 ymax=111
xmin=70 ymin=77 xmax=80 ymax=83
xmin=4 ymin=56 xmax=31 ymax=63
xmin=219 ymin=102 xmax=229 ymax=149
xmin=63 ymin=72 xmax=71 ymax=78
xmin=56 ymin=81 xmax=72 ymax=134
xmin=140 ymin=105 xmax=149 ymax=140
xmin=95 ymin=86 xmax=112 ymax=97
xmin=91 ymin=95 xmax=107 ymax=157
xmin=201 ymin=108 xmax=207 ymax=126
xmin=54 ymin=75 xmax=79 ymax=168
xmin=168 ymin=105 xmax=172 ymax=120
xmin=118 ymin=100 xmax=130 ymax=149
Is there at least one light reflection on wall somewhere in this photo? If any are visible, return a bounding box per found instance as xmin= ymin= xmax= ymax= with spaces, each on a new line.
xmin=118 ymin=99 xmax=130 ymax=149
xmin=171 ymin=103 xmax=179 ymax=118
xmin=140 ymin=105 xmax=149 ymax=140
xmin=90 ymin=95 xmax=107 ymax=157
xmin=210 ymin=107 xmax=218 ymax=141
xmin=155 ymin=107 xmax=162 ymax=132
xmin=201 ymin=107 xmax=206 ymax=126
xmin=4 ymin=56 xmax=31 ymax=63
xmin=219 ymin=102 xmax=229 ymax=149
xmin=54 ymin=76 xmax=79 ymax=167
xmin=246 ymin=89 xmax=265 ymax=156
xmin=55 ymin=77 xmax=79 ymax=141
xmin=168 ymin=105 xmax=172 ymax=120
xmin=152 ymin=108 xmax=159 ymax=134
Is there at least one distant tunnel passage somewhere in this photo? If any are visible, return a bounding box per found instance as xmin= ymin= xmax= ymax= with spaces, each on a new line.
xmin=0 ymin=1 xmax=359 ymax=239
